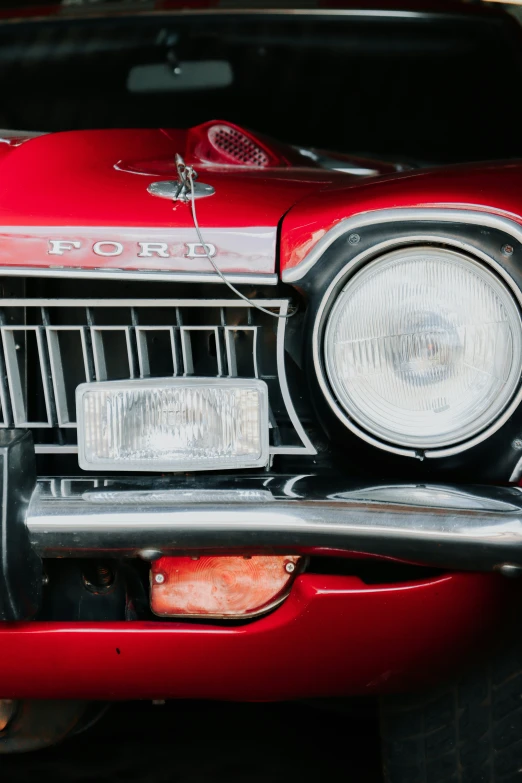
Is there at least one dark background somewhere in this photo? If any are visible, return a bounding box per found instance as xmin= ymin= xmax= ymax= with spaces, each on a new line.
xmin=0 ymin=701 xmax=382 ymax=782
xmin=2 ymin=8 xmax=522 ymax=164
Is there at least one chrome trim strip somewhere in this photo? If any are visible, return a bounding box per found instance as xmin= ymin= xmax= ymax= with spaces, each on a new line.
xmin=510 ymin=457 xmax=522 ymax=484
xmin=275 ymin=300 xmax=316 ymax=455
xmin=26 ymin=478 xmax=522 ymax=571
xmin=0 ymin=268 xmax=278 ymax=285
xmin=195 ymin=8 xmax=460 ymax=17
xmin=35 ymin=445 xmax=78 ymax=454
xmin=0 ymin=225 xmax=277 ymax=277
xmin=0 ymin=298 xmax=281 ymax=308
xmin=282 ymin=208 xmax=522 ymax=283
xmin=52 ymin=8 xmax=466 ymax=21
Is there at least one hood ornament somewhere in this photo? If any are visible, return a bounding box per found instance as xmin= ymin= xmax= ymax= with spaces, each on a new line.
xmin=147 ymin=154 xmax=215 ymax=202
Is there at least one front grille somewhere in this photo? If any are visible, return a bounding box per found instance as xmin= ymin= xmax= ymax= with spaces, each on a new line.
xmin=0 ymin=287 xmax=314 ymax=460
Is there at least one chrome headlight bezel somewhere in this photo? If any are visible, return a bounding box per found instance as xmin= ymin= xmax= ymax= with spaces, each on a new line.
xmin=312 ymin=240 xmax=522 ymax=459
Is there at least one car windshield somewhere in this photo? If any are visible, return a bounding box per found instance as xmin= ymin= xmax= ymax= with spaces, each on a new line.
xmin=2 ymin=10 xmax=522 ymax=164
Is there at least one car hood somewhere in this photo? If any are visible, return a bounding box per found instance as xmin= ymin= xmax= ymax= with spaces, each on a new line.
xmin=0 ymin=125 xmax=391 ymax=278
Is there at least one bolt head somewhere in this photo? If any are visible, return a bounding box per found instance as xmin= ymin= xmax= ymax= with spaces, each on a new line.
xmin=502 ymin=244 xmax=514 ymax=257
xmin=348 ymin=233 xmax=361 ymax=246
xmin=154 ymin=573 xmax=165 ymax=584
xmin=285 ymin=562 xmax=296 ymax=574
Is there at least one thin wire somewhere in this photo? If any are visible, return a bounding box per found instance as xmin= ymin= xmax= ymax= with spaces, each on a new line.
xmin=186 ymin=168 xmax=297 ymax=319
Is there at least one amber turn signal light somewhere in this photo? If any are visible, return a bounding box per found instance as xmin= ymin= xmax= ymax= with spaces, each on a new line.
xmin=150 ymin=555 xmax=302 ymax=619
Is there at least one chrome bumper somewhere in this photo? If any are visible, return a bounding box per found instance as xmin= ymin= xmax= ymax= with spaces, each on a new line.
xmin=26 ymin=475 xmax=522 ymax=572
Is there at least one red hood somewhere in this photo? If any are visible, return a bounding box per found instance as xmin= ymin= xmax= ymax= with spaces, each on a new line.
xmin=0 ymin=126 xmax=386 ymax=277
xmin=2 ymin=126 xmax=521 ymax=281
xmin=0 ymin=127 xmax=346 ymax=228
xmin=281 ymin=159 xmax=522 ymax=273
xmin=0 ymin=1 xmax=507 ymax=21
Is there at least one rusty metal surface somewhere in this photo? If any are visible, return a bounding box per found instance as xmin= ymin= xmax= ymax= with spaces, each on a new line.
xmin=150 ymin=555 xmax=302 ymax=618
xmin=0 ymin=701 xmax=382 ymax=782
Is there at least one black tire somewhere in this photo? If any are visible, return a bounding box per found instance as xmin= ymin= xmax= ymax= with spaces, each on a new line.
xmin=380 ymin=636 xmax=522 ymax=783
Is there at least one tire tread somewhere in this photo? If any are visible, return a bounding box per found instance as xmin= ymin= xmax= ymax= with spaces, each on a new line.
xmin=380 ymin=641 xmax=522 ymax=783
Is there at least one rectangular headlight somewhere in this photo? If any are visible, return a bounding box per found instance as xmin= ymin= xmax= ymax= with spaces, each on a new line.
xmin=76 ymin=378 xmax=269 ymax=472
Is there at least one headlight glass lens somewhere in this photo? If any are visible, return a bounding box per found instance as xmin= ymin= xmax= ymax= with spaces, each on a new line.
xmin=324 ymin=247 xmax=522 ymax=449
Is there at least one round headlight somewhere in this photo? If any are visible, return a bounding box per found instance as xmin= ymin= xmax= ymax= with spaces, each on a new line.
xmin=323 ymin=246 xmax=522 ymax=453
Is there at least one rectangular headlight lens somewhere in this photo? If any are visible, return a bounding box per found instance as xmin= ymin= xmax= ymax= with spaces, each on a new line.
xmin=76 ymin=378 xmax=269 ymax=472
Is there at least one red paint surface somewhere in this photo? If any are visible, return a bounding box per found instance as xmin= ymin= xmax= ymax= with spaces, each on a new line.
xmin=0 ymin=124 xmax=348 ymax=274
xmin=150 ymin=555 xmax=301 ymax=618
xmin=0 ymin=128 xmax=339 ymax=231
xmin=280 ymin=161 xmax=522 ymax=272
xmin=0 ymin=125 xmax=520 ymax=278
xmin=0 ymin=573 xmax=516 ymax=701
xmin=0 ymin=126 xmax=520 ymax=278
xmin=0 ymin=1 xmax=510 ymax=21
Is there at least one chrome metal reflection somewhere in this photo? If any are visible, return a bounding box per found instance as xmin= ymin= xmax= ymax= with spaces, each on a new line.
xmin=26 ymin=477 xmax=522 ymax=571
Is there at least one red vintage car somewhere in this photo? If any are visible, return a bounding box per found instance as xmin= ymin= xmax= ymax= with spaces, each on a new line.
xmin=0 ymin=1 xmax=521 ymax=781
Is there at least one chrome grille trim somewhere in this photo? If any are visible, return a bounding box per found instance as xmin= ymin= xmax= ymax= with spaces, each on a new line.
xmin=225 ymin=325 xmax=260 ymax=378
xmin=0 ymin=268 xmax=278 ymax=285
xmin=46 ymin=326 xmax=91 ymax=427
xmin=180 ymin=325 xmax=225 ymax=377
xmin=136 ymin=326 xmax=179 ymax=378
xmin=0 ymin=296 xmax=316 ymax=457
xmin=91 ymin=326 xmax=136 ymax=381
xmin=1 ymin=325 xmax=54 ymax=428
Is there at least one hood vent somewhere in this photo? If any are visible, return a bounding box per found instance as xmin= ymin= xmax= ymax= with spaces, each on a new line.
xmin=207 ymin=124 xmax=270 ymax=167
xmin=187 ymin=121 xmax=281 ymax=167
